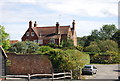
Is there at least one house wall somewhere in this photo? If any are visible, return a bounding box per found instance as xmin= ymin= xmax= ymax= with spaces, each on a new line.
xmin=22 ymin=28 xmax=38 ymax=41
xmin=6 ymin=53 xmax=53 ymax=75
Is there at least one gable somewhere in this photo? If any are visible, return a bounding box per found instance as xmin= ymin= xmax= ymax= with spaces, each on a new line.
xmin=22 ymin=27 xmax=38 ymax=39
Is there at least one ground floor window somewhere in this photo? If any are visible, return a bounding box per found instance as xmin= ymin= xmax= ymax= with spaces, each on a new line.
xmin=34 ymin=40 xmax=37 ymax=43
xmin=38 ymin=40 xmax=43 ymax=44
xmin=50 ymin=39 xmax=55 ymax=44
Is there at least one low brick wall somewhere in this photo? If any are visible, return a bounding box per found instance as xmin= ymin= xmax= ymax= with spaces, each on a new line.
xmin=6 ymin=53 xmax=53 ymax=75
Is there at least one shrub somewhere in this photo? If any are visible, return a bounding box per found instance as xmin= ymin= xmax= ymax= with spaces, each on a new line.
xmin=91 ymin=51 xmax=120 ymax=64
xmin=76 ymin=45 xmax=83 ymax=52
xmin=37 ymin=46 xmax=53 ymax=54
xmin=84 ymin=40 xmax=118 ymax=52
xmin=48 ymin=49 xmax=90 ymax=79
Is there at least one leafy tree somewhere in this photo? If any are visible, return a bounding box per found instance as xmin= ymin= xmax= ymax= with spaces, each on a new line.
xmin=9 ymin=41 xmax=39 ymax=54
xmin=84 ymin=40 xmax=118 ymax=52
xmin=77 ymin=24 xmax=118 ymax=47
xmin=91 ymin=24 xmax=118 ymax=40
xmin=112 ymin=30 xmax=120 ymax=48
xmin=0 ymin=25 xmax=10 ymax=50
xmin=48 ymin=49 xmax=90 ymax=79
xmin=60 ymin=38 xmax=75 ymax=49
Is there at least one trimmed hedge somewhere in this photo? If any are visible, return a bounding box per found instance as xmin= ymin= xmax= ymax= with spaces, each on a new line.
xmin=90 ymin=51 xmax=120 ymax=64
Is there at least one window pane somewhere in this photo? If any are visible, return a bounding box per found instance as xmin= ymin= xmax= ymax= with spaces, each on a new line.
xmin=38 ymin=40 xmax=43 ymax=44
xmin=26 ymin=32 xmax=29 ymax=36
xmin=31 ymin=32 xmax=34 ymax=36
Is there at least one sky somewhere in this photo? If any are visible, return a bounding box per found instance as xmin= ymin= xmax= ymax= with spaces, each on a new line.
xmin=0 ymin=0 xmax=119 ymax=41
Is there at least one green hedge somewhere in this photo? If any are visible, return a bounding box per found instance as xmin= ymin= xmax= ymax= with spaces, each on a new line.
xmin=90 ymin=51 xmax=120 ymax=64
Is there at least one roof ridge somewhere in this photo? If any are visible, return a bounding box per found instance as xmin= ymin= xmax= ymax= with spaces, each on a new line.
xmin=33 ymin=25 xmax=70 ymax=28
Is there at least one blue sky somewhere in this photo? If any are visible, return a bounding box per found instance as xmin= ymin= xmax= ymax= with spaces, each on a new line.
xmin=0 ymin=0 xmax=119 ymax=41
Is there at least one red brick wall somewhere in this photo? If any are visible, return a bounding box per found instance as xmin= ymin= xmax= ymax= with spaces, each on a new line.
xmin=22 ymin=28 xmax=38 ymax=41
xmin=6 ymin=53 xmax=53 ymax=75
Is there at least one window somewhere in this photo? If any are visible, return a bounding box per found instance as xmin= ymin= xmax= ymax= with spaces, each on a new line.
xmin=50 ymin=39 xmax=55 ymax=43
xmin=38 ymin=40 xmax=43 ymax=44
xmin=31 ymin=32 xmax=34 ymax=36
xmin=34 ymin=40 xmax=37 ymax=43
xmin=26 ymin=32 xmax=29 ymax=36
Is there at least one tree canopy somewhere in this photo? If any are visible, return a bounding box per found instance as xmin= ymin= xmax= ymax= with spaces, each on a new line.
xmin=8 ymin=41 xmax=39 ymax=54
xmin=0 ymin=25 xmax=10 ymax=50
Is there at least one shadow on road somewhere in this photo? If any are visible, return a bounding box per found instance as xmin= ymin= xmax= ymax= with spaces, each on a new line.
xmin=113 ymin=70 xmax=120 ymax=72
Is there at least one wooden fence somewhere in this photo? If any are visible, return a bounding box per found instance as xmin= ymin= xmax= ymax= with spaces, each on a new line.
xmin=1 ymin=70 xmax=72 ymax=81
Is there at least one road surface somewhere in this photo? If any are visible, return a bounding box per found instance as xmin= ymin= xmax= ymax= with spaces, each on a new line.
xmin=93 ymin=64 xmax=119 ymax=79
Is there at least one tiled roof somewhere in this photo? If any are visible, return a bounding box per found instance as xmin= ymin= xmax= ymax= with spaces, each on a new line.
xmin=10 ymin=40 xmax=19 ymax=44
xmin=32 ymin=26 xmax=70 ymax=37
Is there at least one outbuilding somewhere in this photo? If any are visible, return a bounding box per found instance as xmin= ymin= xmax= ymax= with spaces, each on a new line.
xmin=0 ymin=46 xmax=7 ymax=80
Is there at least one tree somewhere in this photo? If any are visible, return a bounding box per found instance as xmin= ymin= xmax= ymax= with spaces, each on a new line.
xmin=84 ymin=40 xmax=118 ymax=52
xmin=0 ymin=25 xmax=10 ymax=50
xmin=91 ymin=24 xmax=118 ymax=41
xmin=9 ymin=41 xmax=39 ymax=54
xmin=112 ymin=30 xmax=120 ymax=48
xmin=60 ymin=38 xmax=75 ymax=49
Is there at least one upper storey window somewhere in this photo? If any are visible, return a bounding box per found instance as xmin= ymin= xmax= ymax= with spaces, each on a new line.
xmin=31 ymin=32 xmax=34 ymax=36
xmin=26 ymin=32 xmax=29 ymax=36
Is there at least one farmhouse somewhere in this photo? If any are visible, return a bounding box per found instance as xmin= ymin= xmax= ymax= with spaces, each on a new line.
xmin=21 ymin=20 xmax=77 ymax=46
xmin=0 ymin=46 xmax=7 ymax=80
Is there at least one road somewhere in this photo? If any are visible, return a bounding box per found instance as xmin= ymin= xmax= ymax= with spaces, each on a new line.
xmin=92 ymin=64 xmax=119 ymax=79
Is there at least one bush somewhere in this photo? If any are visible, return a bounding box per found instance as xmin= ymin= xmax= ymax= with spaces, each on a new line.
xmin=37 ymin=46 xmax=53 ymax=54
xmin=91 ymin=51 xmax=120 ymax=64
xmin=76 ymin=45 xmax=83 ymax=52
xmin=84 ymin=40 xmax=118 ymax=52
xmin=8 ymin=41 xmax=39 ymax=54
xmin=48 ymin=49 xmax=90 ymax=79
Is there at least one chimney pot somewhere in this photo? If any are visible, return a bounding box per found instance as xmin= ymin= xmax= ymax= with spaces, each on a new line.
xmin=34 ymin=21 xmax=37 ymax=27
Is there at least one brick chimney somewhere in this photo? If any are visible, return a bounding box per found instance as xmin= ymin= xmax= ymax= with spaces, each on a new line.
xmin=56 ymin=22 xmax=60 ymax=34
xmin=34 ymin=21 xmax=37 ymax=27
xmin=29 ymin=21 xmax=32 ymax=28
xmin=72 ymin=20 xmax=75 ymax=30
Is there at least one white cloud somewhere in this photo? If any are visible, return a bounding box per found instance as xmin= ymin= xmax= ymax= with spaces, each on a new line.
xmin=0 ymin=0 xmax=118 ymax=40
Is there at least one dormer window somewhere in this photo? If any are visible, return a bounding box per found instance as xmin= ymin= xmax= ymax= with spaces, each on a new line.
xmin=26 ymin=32 xmax=29 ymax=36
xmin=31 ymin=32 xmax=34 ymax=36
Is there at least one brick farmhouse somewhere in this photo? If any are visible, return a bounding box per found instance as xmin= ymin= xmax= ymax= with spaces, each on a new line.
xmin=21 ymin=20 xmax=77 ymax=46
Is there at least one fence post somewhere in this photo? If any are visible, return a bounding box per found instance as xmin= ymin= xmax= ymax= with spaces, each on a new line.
xmin=64 ymin=71 xmax=65 ymax=81
xmin=28 ymin=74 xmax=31 ymax=81
xmin=52 ymin=72 xmax=54 ymax=81
xmin=70 ymin=70 xmax=72 ymax=80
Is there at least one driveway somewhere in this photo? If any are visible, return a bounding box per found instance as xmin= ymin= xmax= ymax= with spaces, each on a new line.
xmin=92 ymin=64 xmax=119 ymax=79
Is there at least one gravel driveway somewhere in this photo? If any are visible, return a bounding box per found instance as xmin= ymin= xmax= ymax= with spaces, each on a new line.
xmin=92 ymin=64 xmax=119 ymax=79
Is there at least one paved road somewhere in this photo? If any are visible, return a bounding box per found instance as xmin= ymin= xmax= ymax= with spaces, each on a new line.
xmin=92 ymin=64 xmax=119 ymax=79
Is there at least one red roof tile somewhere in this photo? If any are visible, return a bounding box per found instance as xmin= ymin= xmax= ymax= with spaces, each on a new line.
xmin=32 ymin=26 xmax=70 ymax=37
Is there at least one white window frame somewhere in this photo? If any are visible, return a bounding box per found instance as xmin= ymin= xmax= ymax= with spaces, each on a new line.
xmin=31 ymin=32 xmax=35 ymax=36
xmin=38 ymin=40 xmax=43 ymax=44
xmin=50 ymin=39 xmax=55 ymax=44
xmin=26 ymin=32 xmax=29 ymax=36
xmin=34 ymin=40 xmax=37 ymax=43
